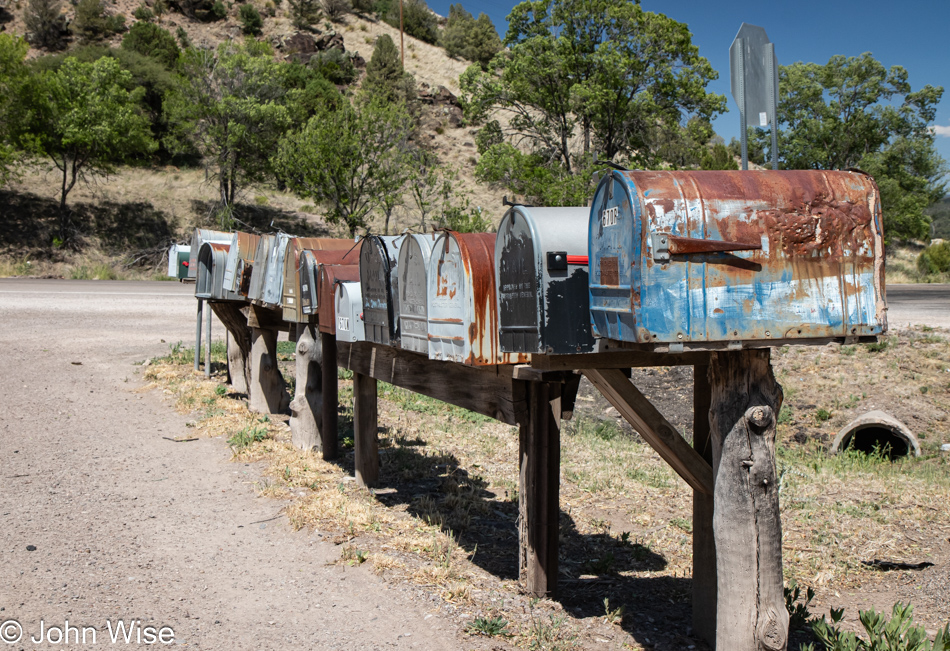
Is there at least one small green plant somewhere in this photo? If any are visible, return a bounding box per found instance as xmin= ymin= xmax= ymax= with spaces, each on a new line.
xmin=841 ymin=345 xmax=857 ymax=356
xmin=784 ymin=578 xmax=816 ymax=631
xmin=466 ymin=616 xmax=509 ymax=637
xmin=214 ymin=384 xmax=227 ymax=396
xmin=342 ymin=436 xmax=354 ymax=449
xmin=805 ymin=602 xmax=950 ymax=651
xmin=210 ymin=0 xmax=227 ymax=19
xmin=778 ymin=405 xmax=794 ymax=424
xmin=586 ymin=552 xmax=615 ymax=575
xmin=133 ymin=4 xmax=154 ymax=20
xmin=670 ymin=517 xmax=693 ymax=533
xmin=239 ymin=3 xmax=263 ymax=35
xmin=816 ymin=408 xmax=832 ymax=422
xmin=866 ymin=338 xmax=891 ymax=353
xmin=228 ymin=424 xmax=269 ymax=450
xmin=603 ymin=598 xmax=625 ymax=625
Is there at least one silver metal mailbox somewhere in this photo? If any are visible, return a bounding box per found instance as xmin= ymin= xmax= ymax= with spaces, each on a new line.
xmin=335 ymin=281 xmax=365 ymax=343
xmin=360 ymin=235 xmax=403 ymax=346
xmin=221 ymin=232 xmax=261 ymax=300
xmin=187 ymin=228 xmax=230 ymax=280
xmin=397 ymin=233 xmax=439 ymax=354
xmin=246 ymin=234 xmax=276 ymax=302
xmin=496 ymin=206 xmax=595 ymax=355
xmin=195 ymin=241 xmax=231 ymax=300
xmin=261 ymin=233 xmax=294 ymax=307
xmin=588 ymin=169 xmax=886 ymax=347
xmin=427 ymin=231 xmax=528 ymax=366
xmin=318 ymin=264 xmax=362 ymax=335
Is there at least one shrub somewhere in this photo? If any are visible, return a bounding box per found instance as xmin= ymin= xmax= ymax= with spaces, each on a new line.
xmin=209 ymin=0 xmax=226 ymax=19
xmin=700 ymin=142 xmax=739 ymax=170
xmin=475 ymin=119 xmax=502 ymax=154
xmin=309 ymin=47 xmax=357 ymax=85
xmin=441 ymin=4 xmax=500 ymax=68
xmin=319 ymin=0 xmax=349 ymax=21
xmin=122 ymin=21 xmax=180 ymax=68
xmin=350 ymin=0 xmax=372 ymax=13
xmin=288 ymin=0 xmax=318 ymax=28
xmin=380 ymin=0 xmax=437 ymax=44
xmin=24 ymin=0 xmax=69 ymax=50
xmin=73 ymin=0 xmax=126 ymax=43
xmin=362 ymin=34 xmax=414 ymax=103
xmin=238 ymin=3 xmax=262 ymax=34
xmin=917 ymin=241 xmax=950 ymax=275
xmin=132 ymin=4 xmax=154 ymax=20
xmin=175 ymin=25 xmax=191 ymax=48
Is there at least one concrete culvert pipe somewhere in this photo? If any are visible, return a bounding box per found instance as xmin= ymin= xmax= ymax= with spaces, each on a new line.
xmin=831 ymin=410 xmax=921 ymax=459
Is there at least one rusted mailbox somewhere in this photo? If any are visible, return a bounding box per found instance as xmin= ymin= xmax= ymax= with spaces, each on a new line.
xmin=427 ymin=232 xmax=527 ymax=365
xmin=298 ymin=247 xmax=361 ymax=318
xmin=221 ymin=232 xmax=261 ymax=300
xmin=317 ymin=264 xmax=362 ymax=336
xmin=187 ymin=228 xmax=230 ymax=281
xmin=281 ymin=238 xmax=356 ymax=322
xmin=496 ymin=206 xmax=595 ymax=354
xmin=397 ymin=233 xmax=439 ymax=354
xmin=335 ymin=281 xmax=365 ymax=343
xmin=195 ymin=241 xmax=231 ymax=300
xmin=360 ymin=235 xmax=404 ymax=346
xmin=588 ymin=169 xmax=886 ymax=346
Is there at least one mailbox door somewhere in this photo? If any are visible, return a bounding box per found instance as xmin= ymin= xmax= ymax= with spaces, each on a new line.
xmin=261 ymin=234 xmax=292 ymax=306
xmin=167 ymin=244 xmax=180 ymax=278
xmin=223 ymin=232 xmax=260 ymax=300
xmin=397 ymin=234 xmax=437 ymax=353
xmin=247 ymin=235 xmax=274 ymax=302
xmin=335 ymin=282 xmax=365 ymax=342
xmin=196 ymin=242 xmax=230 ymax=299
xmin=497 ymin=206 xmax=594 ymax=354
xmin=298 ymin=251 xmax=318 ymax=316
xmin=177 ymin=248 xmax=191 ymax=279
xmin=360 ymin=235 xmax=403 ymax=347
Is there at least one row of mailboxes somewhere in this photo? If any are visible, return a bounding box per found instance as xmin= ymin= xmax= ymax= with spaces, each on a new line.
xmin=587 ymin=169 xmax=886 ymax=345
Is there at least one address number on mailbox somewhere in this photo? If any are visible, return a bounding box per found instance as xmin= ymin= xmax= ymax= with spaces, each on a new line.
xmin=601 ymin=206 xmax=618 ymax=227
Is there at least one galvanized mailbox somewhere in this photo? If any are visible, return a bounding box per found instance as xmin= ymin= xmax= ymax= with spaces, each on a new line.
xmin=427 ymin=232 xmax=528 ymax=366
xmin=260 ymin=233 xmax=294 ymax=307
xmin=318 ymin=264 xmax=362 ymax=336
xmin=334 ymin=281 xmax=365 ymax=343
xmin=360 ymin=235 xmax=404 ymax=346
xmin=187 ymin=228 xmax=230 ymax=281
xmin=397 ymin=233 xmax=439 ymax=354
xmin=496 ymin=206 xmax=595 ymax=355
xmin=280 ymin=237 xmax=356 ymax=322
xmin=195 ymin=241 xmax=231 ymax=300
xmin=588 ymin=169 xmax=886 ymax=347
xmin=246 ymin=234 xmax=276 ymax=302
xmin=221 ymin=232 xmax=261 ymax=300
xmin=298 ymin=246 xmax=361 ymax=317
xmin=167 ymin=244 xmax=191 ymax=280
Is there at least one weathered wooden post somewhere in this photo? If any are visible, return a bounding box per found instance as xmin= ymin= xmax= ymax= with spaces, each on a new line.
xmin=209 ymin=302 xmax=252 ymax=393
xmin=225 ymin=331 xmax=248 ymax=393
xmin=692 ymin=362 xmax=716 ymax=646
xmin=321 ymin=332 xmax=339 ymax=461
xmin=353 ymin=371 xmax=378 ymax=488
xmin=708 ymin=349 xmax=787 ymax=651
xmin=246 ymin=305 xmax=290 ymax=415
xmin=518 ymin=380 xmax=561 ymax=598
xmin=289 ymin=324 xmax=323 ymax=453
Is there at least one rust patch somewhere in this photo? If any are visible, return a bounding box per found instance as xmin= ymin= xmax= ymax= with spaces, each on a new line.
xmin=600 ymin=257 xmax=619 ymax=286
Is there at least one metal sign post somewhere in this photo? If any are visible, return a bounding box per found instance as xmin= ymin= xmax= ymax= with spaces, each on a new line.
xmin=730 ymin=24 xmax=779 ymax=170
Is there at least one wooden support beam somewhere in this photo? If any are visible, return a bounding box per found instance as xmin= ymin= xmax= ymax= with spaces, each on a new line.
xmin=321 ymin=331 xmax=339 ymax=461
xmin=248 ymin=326 xmax=290 ymax=415
xmin=289 ymin=324 xmax=323 ymax=453
xmin=581 ymin=368 xmax=713 ymax=495
xmin=709 ymin=349 xmax=787 ymax=651
xmin=533 ymin=350 xmax=711 ymax=371
xmin=692 ymin=362 xmax=716 ymax=647
xmin=337 ymin=342 xmax=528 ymax=426
xmin=246 ymin=303 xmax=290 ymax=332
xmin=353 ymin=371 xmax=379 ymax=488
xmin=518 ymin=380 xmax=561 ymax=598
xmin=209 ymin=301 xmax=251 ymax=393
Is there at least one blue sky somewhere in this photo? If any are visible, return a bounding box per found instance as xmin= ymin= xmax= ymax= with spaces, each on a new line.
xmin=424 ymin=0 xmax=950 ymax=171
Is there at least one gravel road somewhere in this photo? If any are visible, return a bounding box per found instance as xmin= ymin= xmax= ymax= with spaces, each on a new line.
xmin=0 ymin=279 xmax=458 ymax=650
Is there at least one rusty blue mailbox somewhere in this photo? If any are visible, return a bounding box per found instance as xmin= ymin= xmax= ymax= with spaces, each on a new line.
xmin=195 ymin=241 xmax=230 ymax=299
xmin=187 ymin=228 xmax=230 ymax=281
xmin=397 ymin=233 xmax=439 ymax=354
xmin=360 ymin=235 xmax=403 ymax=346
xmin=335 ymin=281 xmax=365 ymax=343
xmin=496 ymin=206 xmax=595 ymax=354
xmin=588 ymin=170 xmax=886 ymax=347
xmin=427 ymin=232 xmax=528 ymax=366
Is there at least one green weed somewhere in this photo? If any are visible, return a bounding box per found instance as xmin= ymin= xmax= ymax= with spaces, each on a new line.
xmin=466 ymin=616 xmax=509 ymax=637
xmin=228 ymin=424 xmax=269 ymax=450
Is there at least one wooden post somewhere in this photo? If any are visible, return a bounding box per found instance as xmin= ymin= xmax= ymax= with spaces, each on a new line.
xmin=518 ymin=380 xmax=561 ymax=598
xmin=321 ymin=331 xmax=339 ymax=461
xmin=708 ymin=349 xmax=787 ymax=651
xmin=209 ymin=302 xmax=252 ymax=393
xmin=353 ymin=371 xmax=378 ymax=488
xmin=248 ymin=326 xmax=290 ymax=414
xmin=692 ymin=362 xmax=716 ymax=646
xmin=289 ymin=324 xmax=323 ymax=453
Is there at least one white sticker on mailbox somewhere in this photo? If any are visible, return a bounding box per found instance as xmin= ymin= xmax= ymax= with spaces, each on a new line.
xmin=338 ymin=316 xmax=349 ymax=331
xmin=759 ymin=112 xmax=768 ymax=126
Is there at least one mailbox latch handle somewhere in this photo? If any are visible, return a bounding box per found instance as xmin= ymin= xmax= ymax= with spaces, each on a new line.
xmin=652 ymin=233 xmax=762 ymax=262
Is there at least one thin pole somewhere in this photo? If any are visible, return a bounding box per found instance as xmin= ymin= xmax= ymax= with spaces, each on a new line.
xmin=767 ymin=43 xmax=778 ymax=170
xmin=737 ymin=39 xmax=748 ymax=171
xmin=194 ymin=299 xmax=203 ymax=371
xmin=399 ymin=0 xmax=404 ymax=68
xmin=205 ymin=301 xmax=212 ymax=379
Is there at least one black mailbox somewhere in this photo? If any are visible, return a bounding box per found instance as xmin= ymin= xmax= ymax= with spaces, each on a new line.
xmin=360 ymin=235 xmax=403 ymax=347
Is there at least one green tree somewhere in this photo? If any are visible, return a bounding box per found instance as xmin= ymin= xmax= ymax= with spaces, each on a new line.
xmin=238 ymin=4 xmax=263 ymax=36
xmin=122 ymin=21 xmax=180 ymax=68
xmin=24 ymin=0 xmax=69 ymax=50
xmin=475 ymin=143 xmax=596 ymax=206
xmin=767 ymin=53 xmax=946 ymax=240
xmin=362 ymin=34 xmax=414 ymax=104
xmin=406 ymin=147 xmax=440 ymax=231
xmin=25 ymin=56 xmax=156 ymax=243
xmin=274 ymin=98 xmax=414 ymax=236
xmin=461 ymin=0 xmax=725 ymax=173
xmin=164 ymin=42 xmax=310 ymax=222
xmin=700 ymin=141 xmax=738 ymax=170
xmin=288 ymin=0 xmax=319 ymax=29
xmin=73 ymin=0 xmax=126 ymax=44
xmin=441 ymin=4 xmax=501 ymax=69
xmin=0 ymin=35 xmax=30 ymax=185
